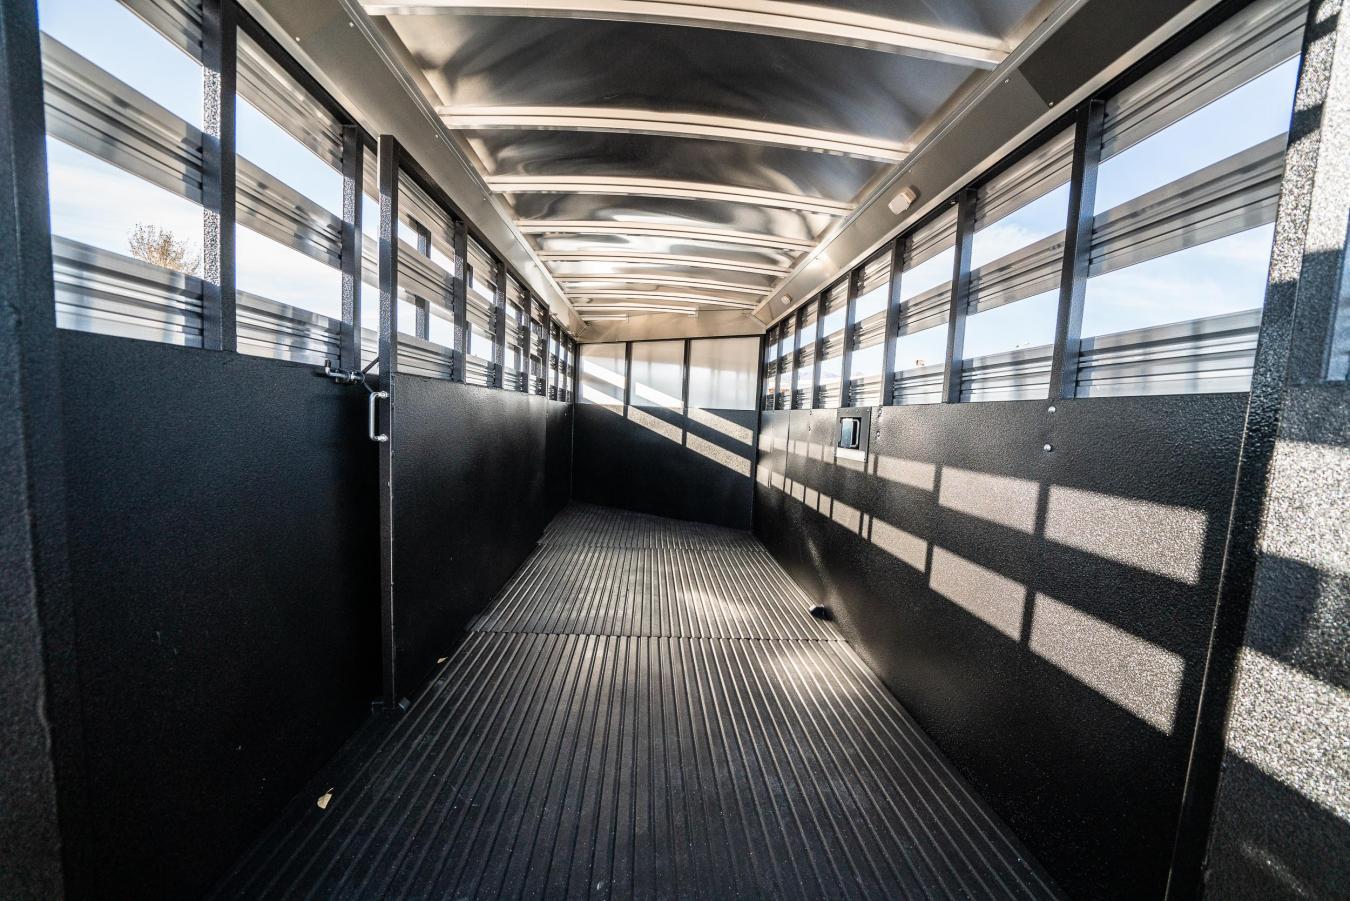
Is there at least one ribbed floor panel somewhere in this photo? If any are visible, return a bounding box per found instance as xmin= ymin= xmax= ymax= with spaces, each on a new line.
xmin=215 ymin=505 xmax=1057 ymax=900
xmin=470 ymin=543 xmax=834 ymax=641
xmin=540 ymin=503 xmax=760 ymax=549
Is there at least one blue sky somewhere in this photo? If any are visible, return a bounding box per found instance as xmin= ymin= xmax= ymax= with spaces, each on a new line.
xmin=41 ymin=0 xmax=1299 ymax=358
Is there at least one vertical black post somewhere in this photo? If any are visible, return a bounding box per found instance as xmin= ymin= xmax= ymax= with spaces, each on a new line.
xmin=558 ymin=333 xmax=567 ymax=401
xmin=339 ymin=125 xmax=364 ymax=370
xmin=0 ymin=2 xmax=84 ymax=894
xmin=760 ymin=332 xmax=772 ymax=411
xmin=811 ymin=293 xmax=826 ymax=407
xmin=622 ymin=340 xmax=633 ymax=408
xmin=407 ymin=222 xmax=429 ymax=341
xmin=553 ymin=328 xmax=561 ymax=400
xmin=840 ymin=267 xmax=861 ymax=406
xmin=410 ymin=222 xmax=430 ymax=341
xmin=412 ymin=299 xmax=427 ymax=341
xmin=771 ymin=323 xmax=784 ymax=409
xmin=1049 ymin=99 xmax=1105 ymax=399
xmin=569 ymin=336 xmax=578 ymax=401
xmin=376 ymin=134 xmax=400 ymax=709
xmin=777 ymin=321 xmax=786 ymax=407
xmin=789 ymin=310 xmax=803 ymax=409
xmin=750 ymin=332 xmax=767 ymax=527
xmin=941 ymin=190 xmax=976 ymax=404
xmin=514 ymin=291 xmax=527 ymax=393
xmin=681 ymin=338 xmax=692 ymax=418
xmin=450 ymin=219 xmax=468 ymax=382
xmin=548 ymin=320 xmax=558 ymax=399
xmin=493 ymin=259 xmax=508 ymax=389
xmin=201 ymin=0 xmax=236 ymax=352
xmin=560 ymin=333 xmax=570 ymax=401
xmin=881 ymin=236 xmax=905 ymax=407
xmin=531 ymin=306 xmax=542 ymax=397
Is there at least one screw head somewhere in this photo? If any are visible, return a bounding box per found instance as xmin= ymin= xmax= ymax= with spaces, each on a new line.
xmin=1043 ymin=443 xmax=1054 ymax=453
xmin=1047 ymin=405 xmax=1056 ymax=414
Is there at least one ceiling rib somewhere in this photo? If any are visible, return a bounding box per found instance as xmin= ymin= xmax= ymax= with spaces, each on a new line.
xmin=516 ymin=220 xmax=816 ymax=251
xmin=539 ymin=251 xmax=792 ymax=276
xmin=571 ymin=290 xmax=759 ymax=308
xmin=488 ymin=175 xmax=853 ymax=215
xmin=559 ymin=274 xmax=766 ymax=294
xmin=578 ymin=306 xmax=698 ymax=315
xmin=361 ymin=0 xmax=1009 ymax=67
xmin=441 ymin=106 xmax=909 ymax=162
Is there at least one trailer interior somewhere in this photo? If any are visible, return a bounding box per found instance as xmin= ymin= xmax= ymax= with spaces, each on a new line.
xmin=3 ymin=0 xmax=1348 ymax=898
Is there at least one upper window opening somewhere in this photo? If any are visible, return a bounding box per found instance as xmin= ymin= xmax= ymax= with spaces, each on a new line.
xmin=971 ymin=182 xmax=1070 ymax=271
xmin=236 ymin=96 xmax=342 ymax=219
xmin=963 ymin=289 xmax=1059 ymax=360
xmin=38 ymin=0 xmax=202 ymax=127
xmin=1095 ymin=57 xmax=1300 ymax=216
xmin=900 ymin=247 xmax=955 ymax=302
xmin=46 ymin=138 xmax=201 ymax=267
xmin=893 ymin=327 xmax=948 ymax=375
xmin=1082 ymin=224 xmax=1276 ymax=337
xmin=237 ymin=226 xmax=341 ymax=320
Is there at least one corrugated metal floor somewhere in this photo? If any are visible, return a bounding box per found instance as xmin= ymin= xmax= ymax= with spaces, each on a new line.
xmin=215 ymin=504 xmax=1057 ymax=900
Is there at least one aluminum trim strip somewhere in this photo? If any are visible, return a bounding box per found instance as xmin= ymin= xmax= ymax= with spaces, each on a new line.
xmin=440 ymin=105 xmax=910 ymax=162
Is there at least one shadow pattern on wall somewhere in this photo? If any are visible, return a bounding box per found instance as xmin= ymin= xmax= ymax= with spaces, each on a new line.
xmin=754 ymin=394 xmax=1247 ymax=898
xmin=573 ymin=401 xmax=757 ymax=530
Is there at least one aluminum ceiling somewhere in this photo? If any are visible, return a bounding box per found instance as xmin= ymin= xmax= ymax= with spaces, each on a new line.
xmin=359 ymin=0 xmax=1049 ymax=323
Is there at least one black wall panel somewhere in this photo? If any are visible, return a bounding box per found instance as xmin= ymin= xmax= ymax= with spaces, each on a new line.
xmin=754 ymin=395 xmax=1247 ymax=899
xmin=572 ymin=403 xmax=756 ymax=530
xmin=1204 ymin=382 xmax=1350 ymax=898
xmin=56 ymin=332 xmax=380 ymax=899
xmin=390 ymin=378 xmax=571 ymax=697
xmin=544 ymin=399 xmax=573 ymax=523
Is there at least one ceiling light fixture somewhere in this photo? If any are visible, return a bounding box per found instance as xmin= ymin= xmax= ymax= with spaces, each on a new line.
xmin=888 ymin=185 xmax=919 ymax=216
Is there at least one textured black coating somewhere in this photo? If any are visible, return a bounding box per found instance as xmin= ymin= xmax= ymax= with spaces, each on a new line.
xmin=390 ymin=376 xmax=574 ymax=695
xmin=754 ymin=394 xmax=1248 ymax=899
xmin=214 ymin=504 xmax=1060 ymax=900
xmin=572 ymin=403 xmax=756 ymax=529
xmin=1202 ymin=354 xmax=1350 ymax=893
xmin=1177 ymin=6 xmax=1350 ymax=896
xmin=55 ymin=331 xmax=381 ymax=898
xmin=0 ymin=1 xmax=77 ymax=894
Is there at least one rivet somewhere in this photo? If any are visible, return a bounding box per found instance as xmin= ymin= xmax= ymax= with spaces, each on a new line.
xmin=1047 ymin=405 xmax=1056 ymax=414
xmin=1043 ymin=443 xmax=1054 ymax=453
